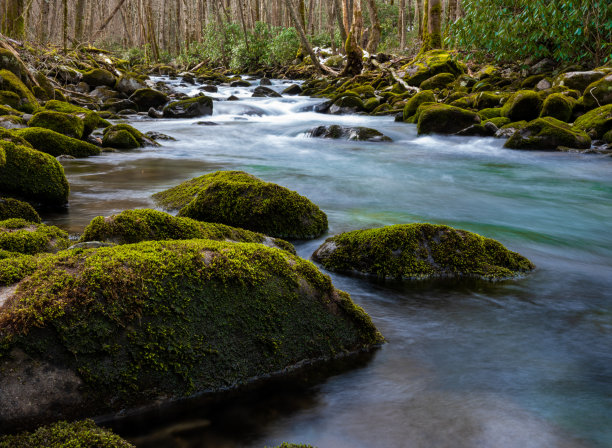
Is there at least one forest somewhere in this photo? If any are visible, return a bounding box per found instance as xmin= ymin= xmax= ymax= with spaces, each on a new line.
xmin=0 ymin=0 xmax=611 ymax=447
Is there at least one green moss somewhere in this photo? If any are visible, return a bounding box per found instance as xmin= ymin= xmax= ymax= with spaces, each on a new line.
xmin=43 ymin=100 xmax=101 ymax=137
xmin=420 ymin=73 xmax=456 ymax=90
xmin=403 ymin=90 xmax=435 ymax=121
xmin=474 ymin=65 xmax=499 ymax=80
xmin=582 ymin=74 xmax=612 ymax=110
xmin=129 ymin=88 xmax=169 ymax=111
xmin=81 ymin=68 xmax=116 ymax=87
xmin=479 ymin=108 xmax=502 ymax=120
xmin=28 ymin=110 xmax=85 ymax=139
xmin=363 ymin=97 xmax=380 ymax=112
xmin=0 ymin=218 xmax=69 ymax=255
xmin=401 ymin=50 xmax=466 ymax=87
xmin=102 ymin=124 xmax=144 ymax=149
xmin=352 ymin=84 xmax=375 ymax=98
xmin=162 ymin=95 xmax=213 ymax=118
xmin=504 ymin=117 xmax=591 ymax=150
xmin=417 ymin=104 xmax=480 ymax=135
xmin=485 ymin=116 xmax=511 ymax=128
xmin=501 ymin=120 xmax=528 ymax=130
xmin=0 ymin=250 xmax=39 ymax=286
xmin=313 ymin=223 xmax=534 ymax=281
xmin=501 ymin=90 xmax=543 ymax=121
xmin=539 ymin=93 xmax=575 ymax=122
xmin=0 ymin=141 xmax=69 ymax=206
xmin=80 ymin=209 xmax=295 ymax=253
xmin=521 ymin=75 xmax=546 ymax=88
xmin=0 ymin=239 xmax=382 ymax=414
xmin=332 ymin=95 xmax=364 ymax=112
xmin=0 ymin=50 xmax=29 ymax=84
xmin=603 ymin=129 xmax=612 ymax=143
xmin=0 ymin=70 xmax=37 ymax=113
xmin=0 ymin=419 xmax=134 ymax=448
xmin=572 ymin=104 xmax=612 ymax=139
xmin=153 ymin=171 xmax=328 ymax=240
xmin=0 ymin=198 xmax=41 ymax=223
xmin=475 ymin=92 xmax=504 ymax=110
xmin=0 ymin=128 xmax=31 ymax=147
xmin=54 ymin=89 xmax=67 ymax=102
xmin=15 ymin=127 xmax=101 ymax=158
xmin=0 ymin=90 xmax=21 ymax=109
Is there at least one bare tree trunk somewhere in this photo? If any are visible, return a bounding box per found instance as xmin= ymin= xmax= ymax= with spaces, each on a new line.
xmin=2 ymin=0 xmax=26 ymax=39
xmin=399 ymin=0 xmax=406 ymax=50
xmin=332 ymin=0 xmax=346 ymax=47
xmin=364 ymin=0 xmax=380 ymax=53
xmin=74 ymin=0 xmax=86 ymax=42
xmin=427 ymin=0 xmax=441 ymax=49
xmin=62 ymin=0 xmax=67 ymax=51
xmin=91 ymin=0 xmax=128 ymax=42
xmin=38 ymin=0 xmax=50 ymax=42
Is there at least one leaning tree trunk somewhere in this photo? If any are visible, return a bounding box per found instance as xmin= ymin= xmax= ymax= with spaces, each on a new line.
xmin=332 ymin=0 xmax=347 ymax=47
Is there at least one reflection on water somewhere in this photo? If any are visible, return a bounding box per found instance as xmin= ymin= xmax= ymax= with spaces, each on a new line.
xmin=44 ymin=77 xmax=612 ymax=447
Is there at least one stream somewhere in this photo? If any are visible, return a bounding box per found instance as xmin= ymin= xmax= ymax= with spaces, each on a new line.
xmin=46 ymin=77 xmax=612 ymax=448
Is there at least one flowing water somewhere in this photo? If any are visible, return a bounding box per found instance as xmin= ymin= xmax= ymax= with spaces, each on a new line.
xmin=46 ymin=78 xmax=612 ymax=448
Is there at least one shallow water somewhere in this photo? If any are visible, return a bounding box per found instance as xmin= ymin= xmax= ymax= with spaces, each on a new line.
xmin=46 ymin=77 xmax=612 ymax=447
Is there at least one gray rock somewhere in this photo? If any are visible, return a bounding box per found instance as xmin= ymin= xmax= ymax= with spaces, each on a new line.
xmin=282 ymin=84 xmax=302 ymax=95
xmin=535 ymin=78 xmax=552 ymax=91
xmin=307 ymin=125 xmax=392 ymax=142
xmin=252 ymin=86 xmax=281 ymax=98
xmin=554 ymin=71 xmax=606 ymax=92
xmin=260 ymin=77 xmax=272 ymax=86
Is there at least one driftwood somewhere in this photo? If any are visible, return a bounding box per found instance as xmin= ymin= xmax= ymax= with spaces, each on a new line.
xmin=0 ymin=33 xmax=40 ymax=87
xmin=371 ymin=58 xmax=420 ymax=93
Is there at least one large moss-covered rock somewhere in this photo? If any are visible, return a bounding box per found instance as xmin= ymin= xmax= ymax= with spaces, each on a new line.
xmin=0 ymin=70 xmax=37 ymax=113
xmin=401 ymin=50 xmax=466 ymax=87
xmin=80 ymin=209 xmax=295 ymax=252
xmin=420 ymin=72 xmax=456 ymax=90
xmin=0 ymin=128 xmax=30 ymax=147
xmin=163 ymin=95 xmax=213 ymax=118
xmin=0 ymin=198 xmax=41 ymax=223
xmin=403 ymin=90 xmax=435 ymax=121
xmin=28 ymin=110 xmax=85 ymax=139
xmin=329 ymin=95 xmax=365 ymax=114
xmin=129 ymin=88 xmax=168 ymax=110
xmin=115 ymin=73 xmax=146 ymax=95
xmin=0 ymin=141 xmax=69 ymax=206
xmin=582 ymin=74 xmax=612 ymax=110
xmin=81 ymin=68 xmax=116 ymax=87
xmin=573 ymin=104 xmax=612 ymax=139
xmin=15 ymin=127 xmax=101 ymax=158
xmin=153 ymin=171 xmax=328 ymax=239
xmin=504 ymin=117 xmax=591 ymax=150
xmin=417 ymin=104 xmax=480 ymax=135
xmin=554 ymin=71 xmax=605 ymax=92
xmin=0 ymin=50 xmax=30 ymax=86
xmin=43 ymin=100 xmax=102 ymax=137
xmin=0 ymin=419 xmax=134 ymax=448
xmin=540 ymin=93 xmax=575 ymax=122
xmin=475 ymin=91 xmax=504 ymax=110
xmin=0 ymin=239 xmax=382 ymax=431
xmin=102 ymin=123 xmax=144 ymax=149
xmin=313 ymin=223 xmax=534 ymax=281
xmin=0 ymin=90 xmax=21 ymax=110
xmin=501 ymin=90 xmax=542 ymax=121
xmin=0 ymin=218 xmax=69 ymax=255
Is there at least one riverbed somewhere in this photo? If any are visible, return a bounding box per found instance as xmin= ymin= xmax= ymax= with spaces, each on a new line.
xmin=46 ymin=77 xmax=612 ymax=448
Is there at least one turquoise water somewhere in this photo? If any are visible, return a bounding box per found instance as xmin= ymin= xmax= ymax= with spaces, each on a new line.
xmin=47 ymin=78 xmax=612 ymax=447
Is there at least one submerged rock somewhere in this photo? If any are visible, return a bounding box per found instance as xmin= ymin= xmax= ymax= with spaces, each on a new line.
xmin=163 ymin=95 xmax=213 ymax=118
xmin=0 ymin=239 xmax=382 ymax=431
xmin=0 ymin=218 xmax=69 ymax=255
xmin=307 ymin=125 xmax=392 ymax=142
xmin=152 ymin=170 xmax=328 ymax=239
xmin=0 ymin=198 xmax=41 ymax=223
xmin=312 ymin=223 xmax=534 ymax=281
xmin=79 ymin=209 xmax=295 ymax=253
xmin=0 ymin=141 xmax=69 ymax=206
xmin=504 ymin=117 xmax=591 ymax=150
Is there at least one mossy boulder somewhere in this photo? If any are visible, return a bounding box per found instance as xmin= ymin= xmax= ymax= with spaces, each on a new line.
xmin=0 ymin=218 xmax=69 ymax=255
xmin=486 ymin=117 xmax=511 ymax=128
xmin=0 ymin=250 xmax=38 ymax=286
xmin=0 ymin=90 xmax=21 ymax=109
xmin=501 ymin=90 xmax=542 ymax=122
xmin=479 ymin=108 xmax=502 ymax=120
xmin=0 ymin=198 xmax=40 ymax=223
xmin=573 ymin=104 xmax=612 ymax=139
xmin=0 ymin=115 xmax=25 ymax=129
xmin=0 ymin=128 xmax=30 ymax=147
xmin=475 ymin=92 xmax=504 ymax=110
xmin=504 ymin=117 xmax=591 ymax=150
xmin=363 ymin=97 xmax=380 ymax=112
xmin=162 ymin=95 xmax=213 ymax=118
xmin=401 ymin=50 xmax=466 ymax=87
xmin=474 ymin=65 xmax=500 ymax=80
xmin=15 ymin=127 xmax=101 ymax=158
xmin=540 ymin=93 xmax=575 ymax=122
xmin=0 ymin=50 xmax=30 ymax=86
xmin=420 ymin=72 xmax=456 ymax=90
xmin=582 ymin=74 xmax=612 ymax=110
xmin=28 ymin=110 xmax=85 ymax=139
xmin=115 ymin=74 xmax=145 ymax=95
xmin=0 ymin=239 xmax=382 ymax=431
xmin=102 ymin=124 xmax=144 ymax=149
xmin=153 ymin=171 xmax=328 ymax=239
xmin=554 ymin=71 xmax=605 ymax=92
xmin=312 ymin=223 xmax=534 ymax=281
xmin=307 ymin=125 xmax=391 ymax=142
xmin=329 ymin=95 xmax=364 ymax=114
xmin=43 ymin=100 xmax=101 ymax=137
xmin=403 ymin=90 xmax=435 ymax=121
xmin=417 ymin=104 xmax=480 ymax=135
xmin=0 ymin=70 xmax=37 ymax=113
xmin=0 ymin=419 xmax=134 ymax=448
xmin=79 ymin=209 xmax=295 ymax=253
xmin=81 ymin=68 xmax=116 ymax=87
xmin=0 ymin=141 xmax=69 ymax=206
xmin=129 ymin=88 xmax=169 ymax=110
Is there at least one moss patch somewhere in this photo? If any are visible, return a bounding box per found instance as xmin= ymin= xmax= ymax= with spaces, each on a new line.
xmin=153 ymin=171 xmax=328 ymax=239
xmin=163 ymin=95 xmax=213 ymax=118
xmin=420 ymin=73 xmax=456 ymax=90
xmin=129 ymin=88 xmax=169 ymax=111
xmin=0 ymin=90 xmax=21 ymax=110
xmin=0 ymin=239 xmax=382 ymax=422
xmin=0 ymin=141 xmax=69 ymax=206
xmin=0 ymin=419 xmax=134 ymax=448
xmin=0 ymin=218 xmax=69 ymax=255
xmin=0 ymin=198 xmax=41 ymax=223
xmin=43 ymin=100 xmax=102 ymax=137
xmin=80 ymin=209 xmax=295 ymax=253
xmin=0 ymin=70 xmax=37 ymax=113
xmin=403 ymin=90 xmax=435 ymax=121
xmin=15 ymin=127 xmax=101 ymax=158
xmin=540 ymin=93 xmax=575 ymax=122
xmin=81 ymin=68 xmax=116 ymax=87
xmin=401 ymin=50 xmax=465 ymax=87
xmin=28 ymin=110 xmax=85 ymax=139
xmin=102 ymin=124 xmax=145 ymax=149
xmin=501 ymin=90 xmax=542 ymax=122
xmin=573 ymin=104 xmax=612 ymax=139
xmin=312 ymin=223 xmax=534 ymax=281
xmin=0 ymin=250 xmax=38 ymax=286
xmin=504 ymin=117 xmax=591 ymax=150
xmin=417 ymin=104 xmax=480 ymax=135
